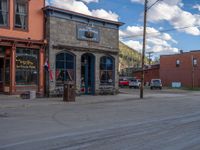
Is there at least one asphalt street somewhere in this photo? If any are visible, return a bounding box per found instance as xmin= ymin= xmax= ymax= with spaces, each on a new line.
xmin=0 ymin=88 xmax=200 ymax=150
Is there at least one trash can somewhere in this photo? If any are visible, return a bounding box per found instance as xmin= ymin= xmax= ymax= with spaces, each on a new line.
xmin=30 ymin=91 xmax=36 ymax=100
xmin=63 ymin=81 xmax=75 ymax=102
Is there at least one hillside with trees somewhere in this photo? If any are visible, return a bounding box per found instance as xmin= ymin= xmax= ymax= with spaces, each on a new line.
xmin=119 ymin=41 xmax=142 ymax=76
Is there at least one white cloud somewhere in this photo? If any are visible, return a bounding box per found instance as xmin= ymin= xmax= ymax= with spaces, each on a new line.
xmin=49 ymin=0 xmax=119 ymax=21
xmin=193 ymin=4 xmax=200 ymax=11
xmin=131 ymin=0 xmax=200 ymax=36
xmin=124 ymin=40 xmax=143 ymax=52
xmin=81 ymin=0 xmax=99 ymax=3
xmin=120 ymin=25 xmax=178 ymax=54
xmin=91 ymin=9 xmax=119 ymax=21
xmin=178 ymin=2 xmax=184 ymax=8
xmin=131 ymin=0 xmax=182 ymax=6
xmin=148 ymin=3 xmax=200 ymax=35
xmin=45 ymin=0 xmax=49 ymax=6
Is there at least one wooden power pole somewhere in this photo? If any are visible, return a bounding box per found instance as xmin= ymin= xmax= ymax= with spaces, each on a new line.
xmin=140 ymin=0 xmax=148 ymax=99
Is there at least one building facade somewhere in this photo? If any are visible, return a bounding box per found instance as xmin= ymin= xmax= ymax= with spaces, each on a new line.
xmin=133 ymin=64 xmax=160 ymax=85
xmin=160 ymin=51 xmax=200 ymax=88
xmin=44 ymin=6 xmax=123 ymax=95
xmin=0 ymin=0 xmax=45 ymax=94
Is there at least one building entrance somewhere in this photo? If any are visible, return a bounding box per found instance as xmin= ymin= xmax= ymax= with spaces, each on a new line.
xmin=0 ymin=58 xmax=4 ymax=92
xmin=81 ymin=53 xmax=95 ymax=95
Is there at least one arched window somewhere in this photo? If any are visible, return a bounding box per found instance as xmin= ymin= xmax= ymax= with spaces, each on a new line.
xmin=56 ymin=52 xmax=75 ymax=85
xmin=100 ymin=56 xmax=114 ymax=85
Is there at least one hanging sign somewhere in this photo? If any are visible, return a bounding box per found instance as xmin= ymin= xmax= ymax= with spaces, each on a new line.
xmin=77 ymin=25 xmax=100 ymax=42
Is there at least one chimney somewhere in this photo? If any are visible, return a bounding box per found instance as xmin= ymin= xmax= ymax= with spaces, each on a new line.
xmin=180 ymin=50 xmax=183 ymax=54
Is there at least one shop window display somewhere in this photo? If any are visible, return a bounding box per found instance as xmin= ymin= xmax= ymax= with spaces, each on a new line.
xmin=100 ymin=56 xmax=114 ymax=85
xmin=16 ymin=48 xmax=38 ymax=85
xmin=56 ymin=52 xmax=75 ymax=85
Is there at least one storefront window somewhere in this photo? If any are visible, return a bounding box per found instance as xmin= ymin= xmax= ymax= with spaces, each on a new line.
xmin=16 ymin=48 xmax=38 ymax=85
xmin=100 ymin=56 xmax=114 ymax=85
xmin=56 ymin=52 xmax=75 ymax=85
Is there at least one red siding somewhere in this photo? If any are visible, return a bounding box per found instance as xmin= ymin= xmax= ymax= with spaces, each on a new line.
xmin=133 ymin=65 xmax=160 ymax=85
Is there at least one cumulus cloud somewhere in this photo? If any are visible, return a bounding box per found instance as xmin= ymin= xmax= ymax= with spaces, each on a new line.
xmin=193 ymin=4 xmax=200 ymax=11
xmin=124 ymin=40 xmax=143 ymax=52
xmin=45 ymin=0 xmax=49 ymax=6
xmin=120 ymin=25 xmax=178 ymax=54
xmin=48 ymin=0 xmax=119 ymax=21
xmin=81 ymin=0 xmax=99 ymax=3
xmin=91 ymin=9 xmax=119 ymax=21
xmin=131 ymin=0 xmax=182 ymax=6
xmin=131 ymin=0 xmax=200 ymax=36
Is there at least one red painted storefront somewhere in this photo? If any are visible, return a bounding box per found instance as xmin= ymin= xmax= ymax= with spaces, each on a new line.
xmin=0 ymin=0 xmax=45 ymax=94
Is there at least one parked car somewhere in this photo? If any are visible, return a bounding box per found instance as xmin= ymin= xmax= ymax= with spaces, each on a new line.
xmin=129 ymin=79 xmax=141 ymax=88
xmin=150 ymin=79 xmax=162 ymax=89
xmin=119 ymin=77 xmax=135 ymax=87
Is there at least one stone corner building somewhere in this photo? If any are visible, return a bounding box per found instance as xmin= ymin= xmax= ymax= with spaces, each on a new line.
xmin=44 ymin=6 xmax=124 ymax=95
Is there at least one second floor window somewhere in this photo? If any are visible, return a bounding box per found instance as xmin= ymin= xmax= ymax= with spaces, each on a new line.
xmin=176 ymin=59 xmax=180 ymax=67
xmin=15 ymin=0 xmax=28 ymax=30
xmin=0 ymin=0 xmax=8 ymax=26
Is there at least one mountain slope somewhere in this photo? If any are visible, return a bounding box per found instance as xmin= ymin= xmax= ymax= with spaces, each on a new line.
xmin=119 ymin=41 xmax=141 ymax=72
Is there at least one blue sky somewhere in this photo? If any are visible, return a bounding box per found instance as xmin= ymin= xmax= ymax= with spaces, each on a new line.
xmin=47 ymin=0 xmax=200 ymax=57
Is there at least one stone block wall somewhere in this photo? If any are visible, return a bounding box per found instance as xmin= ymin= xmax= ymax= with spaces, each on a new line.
xmin=45 ymin=13 xmax=121 ymax=95
xmin=49 ymin=17 xmax=119 ymax=52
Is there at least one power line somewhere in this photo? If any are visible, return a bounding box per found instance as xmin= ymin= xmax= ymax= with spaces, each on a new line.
xmin=147 ymin=0 xmax=163 ymax=11
xmin=120 ymin=25 xmax=200 ymax=39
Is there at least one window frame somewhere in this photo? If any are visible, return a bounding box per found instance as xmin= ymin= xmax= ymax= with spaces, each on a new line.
xmin=176 ymin=59 xmax=180 ymax=67
xmin=100 ymin=56 xmax=115 ymax=85
xmin=55 ymin=51 xmax=76 ymax=85
xmin=0 ymin=0 xmax=9 ymax=28
xmin=15 ymin=48 xmax=39 ymax=85
xmin=193 ymin=58 xmax=197 ymax=67
xmin=13 ymin=0 xmax=29 ymax=31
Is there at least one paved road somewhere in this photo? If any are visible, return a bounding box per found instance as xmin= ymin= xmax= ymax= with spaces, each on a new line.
xmin=0 ymin=89 xmax=200 ymax=150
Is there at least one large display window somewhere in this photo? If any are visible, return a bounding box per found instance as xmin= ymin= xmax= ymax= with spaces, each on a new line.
xmin=56 ymin=52 xmax=75 ymax=85
xmin=16 ymin=48 xmax=38 ymax=85
xmin=100 ymin=56 xmax=114 ymax=85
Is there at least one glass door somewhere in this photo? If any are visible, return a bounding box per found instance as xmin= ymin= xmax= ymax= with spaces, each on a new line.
xmin=81 ymin=54 xmax=95 ymax=95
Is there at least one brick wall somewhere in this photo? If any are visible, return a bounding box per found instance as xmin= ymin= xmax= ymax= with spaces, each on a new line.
xmin=160 ymin=51 xmax=200 ymax=88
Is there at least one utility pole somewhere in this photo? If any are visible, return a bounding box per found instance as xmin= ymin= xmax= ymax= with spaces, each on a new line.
xmin=140 ymin=0 xmax=148 ymax=99
xmin=146 ymin=51 xmax=153 ymax=65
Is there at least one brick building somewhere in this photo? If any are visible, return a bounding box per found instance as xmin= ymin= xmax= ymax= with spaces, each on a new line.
xmin=133 ymin=64 xmax=160 ymax=85
xmin=44 ymin=6 xmax=124 ymax=95
xmin=0 ymin=0 xmax=45 ymax=94
xmin=160 ymin=51 xmax=200 ymax=88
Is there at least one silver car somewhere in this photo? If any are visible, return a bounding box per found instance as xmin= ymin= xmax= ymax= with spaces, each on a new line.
xmin=129 ymin=79 xmax=141 ymax=89
xmin=150 ymin=79 xmax=162 ymax=90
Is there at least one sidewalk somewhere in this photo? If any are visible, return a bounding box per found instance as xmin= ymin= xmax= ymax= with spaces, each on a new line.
xmin=0 ymin=93 xmax=139 ymax=109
